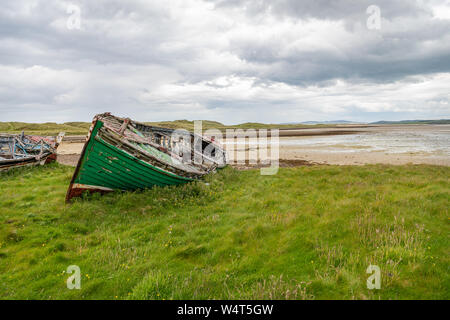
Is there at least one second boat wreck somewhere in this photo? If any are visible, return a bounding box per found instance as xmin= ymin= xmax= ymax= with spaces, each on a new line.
xmin=0 ymin=133 xmax=64 ymax=171
xmin=66 ymin=113 xmax=227 ymax=202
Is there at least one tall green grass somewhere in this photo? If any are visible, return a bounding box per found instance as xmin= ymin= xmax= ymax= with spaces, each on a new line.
xmin=0 ymin=164 xmax=448 ymax=299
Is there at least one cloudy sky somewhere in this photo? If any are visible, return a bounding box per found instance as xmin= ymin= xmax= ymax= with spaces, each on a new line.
xmin=1 ymin=0 xmax=449 ymax=124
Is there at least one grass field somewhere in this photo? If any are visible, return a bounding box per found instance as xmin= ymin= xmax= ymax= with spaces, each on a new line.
xmin=0 ymin=163 xmax=448 ymax=299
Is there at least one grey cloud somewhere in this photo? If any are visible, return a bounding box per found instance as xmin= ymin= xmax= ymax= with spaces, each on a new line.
xmin=211 ymin=0 xmax=431 ymax=20
xmin=0 ymin=0 xmax=449 ymax=123
xmin=224 ymin=1 xmax=450 ymax=85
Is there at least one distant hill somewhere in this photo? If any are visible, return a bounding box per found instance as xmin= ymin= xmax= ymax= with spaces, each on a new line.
xmin=370 ymin=119 xmax=450 ymax=125
xmin=299 ymin=120 xmax=364 ymax=125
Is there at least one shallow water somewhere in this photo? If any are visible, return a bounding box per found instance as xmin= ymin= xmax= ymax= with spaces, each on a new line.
xmin=281 ymin=126 xmax=450 ymax=156
xmin=223 ymin=125 xmax=450 ymax=157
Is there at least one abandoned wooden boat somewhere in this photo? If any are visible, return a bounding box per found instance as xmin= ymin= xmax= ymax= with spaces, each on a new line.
xmin=0 ymin=133 xmax=64 ymax=171
xmin=66 ymin=113 xmax=227 ymax=201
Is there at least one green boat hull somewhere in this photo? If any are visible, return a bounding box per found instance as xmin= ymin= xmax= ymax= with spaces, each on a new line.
xmin=66 ymin=120 xmax=193 ymax=201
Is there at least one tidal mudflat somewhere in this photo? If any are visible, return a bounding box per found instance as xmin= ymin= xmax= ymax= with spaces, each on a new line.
xmin=222 ymin=124 xmax=450 ymax=167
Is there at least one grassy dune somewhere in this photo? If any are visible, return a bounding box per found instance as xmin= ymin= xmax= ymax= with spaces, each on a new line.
xmin=0 ymin=120 xmax=325 ymax=136
xmin=0 ymin=122 xmax=91 ymax=136
xmin=0 ymin=164 xmax=448 ymax=299
xmin=0 ymin=120 xmax=217 ymax=136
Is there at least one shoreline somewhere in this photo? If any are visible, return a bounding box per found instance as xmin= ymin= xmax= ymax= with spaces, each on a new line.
xmin=55 ymin=124 xmax=450 ymax=167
